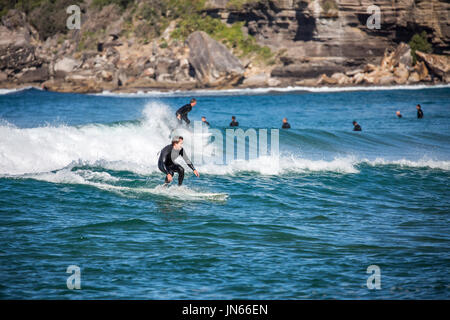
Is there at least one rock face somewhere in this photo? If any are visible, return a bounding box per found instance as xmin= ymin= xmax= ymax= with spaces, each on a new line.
xmin=416 ymin=51 xmax=450 ymax=82
xmin=315 ymin=42 xmax=447 ymax=86
xmin=0 ymin=2 xmax=448 ymax=92
xmin=54 ymin=57 xmax=80 ymax=74
xmin=186 ymin=31 xmax=244 ymax=87
xmin=206 ymin=0 xmax=450 ymax=80
xmin=0 ymin=10 xmax=46 ymax=82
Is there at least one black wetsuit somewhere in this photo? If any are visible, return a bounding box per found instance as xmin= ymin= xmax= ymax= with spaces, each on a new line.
xmin=176 ymin=104 xmax=192 ymax=125
xmin=282 ymin=122 xmax=291 ymax=129
xmin=158 ymin=144 xmax=195 ymax=185
xmin=417 ymin=109 xmax=424 ymax=119
xmin=202 ymin=120 xmax=210 ymax=126
xmin=353 ymin=124 xmax=362 ymax=131
xmin=230 ymin=120 xmax=239 ymax=127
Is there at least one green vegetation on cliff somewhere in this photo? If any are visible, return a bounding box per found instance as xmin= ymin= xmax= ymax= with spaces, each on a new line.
xmin=171 ymin=15 xmax=272 ymax=62
xmin=1 ymin=0 xmax=273 ymax=64
xmin=124 ymin=0 xmax=273 ymax=63
xmin=225 ymin=0 xmax=261 ymax=10
xmin=409 ymin=31 xmax=432 ymax=65
xmin=92 ymin=0 xmax=134 ymax=10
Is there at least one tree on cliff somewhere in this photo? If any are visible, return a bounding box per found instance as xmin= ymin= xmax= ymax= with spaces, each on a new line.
xmin=409 ymin=31 xmax=432 ymax=65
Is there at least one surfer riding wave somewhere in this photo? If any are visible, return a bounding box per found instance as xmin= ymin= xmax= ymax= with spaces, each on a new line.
xmin=158 ymin=136 xmax=199 ymax=186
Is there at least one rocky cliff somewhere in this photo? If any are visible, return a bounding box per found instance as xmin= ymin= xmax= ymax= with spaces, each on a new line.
xmin=205 ymin=0 xmax=449 ymax=82
xmin=0 ymin=0 xmax=448 ymax=92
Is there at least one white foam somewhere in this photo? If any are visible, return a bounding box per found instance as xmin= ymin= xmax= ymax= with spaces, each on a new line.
xmin=25 ymin=168 xmax=227 ymax=201
xmin=0 ymin=101 xmax=181 ymax=175
xmin=1 ymin=100 xmax=448 ymax=177
xmin=197 ymin=155 xmax=360 ymax=175
xmin=93 ymin=84 xmax=450 ymax=98
xmin=0 ymin=86 xmax=42 ymax=95
xmin=363 ymin=158 xmax=450 ymax=170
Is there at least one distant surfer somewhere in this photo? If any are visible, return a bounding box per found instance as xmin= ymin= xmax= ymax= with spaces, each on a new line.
xmin=416 ymin=104 xmax=424 ymax=119
xmin=282 ymin=117 xmax=291 ymax=129
xmin=353 ymin=121 xmax=362 ymax=131
xmin=158 ymin=136 xmax=199 ymax=186
xmin=396 ymin=111 xmax=402 ymax=118
xmin=230 ymin=116 xmax=239 ymax=127
xmin=176 ymin=98 xmax=197 ymax=126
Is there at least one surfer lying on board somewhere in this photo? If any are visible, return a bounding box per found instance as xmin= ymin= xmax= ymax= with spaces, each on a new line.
xmin=158 ymin=136 xmax=199 ymax=186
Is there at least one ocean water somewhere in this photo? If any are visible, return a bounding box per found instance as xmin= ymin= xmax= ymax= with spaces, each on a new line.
xmin=0 ymin=86 xmax=449 ymax=299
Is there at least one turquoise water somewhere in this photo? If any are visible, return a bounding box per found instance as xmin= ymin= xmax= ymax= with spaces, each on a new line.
xmin=0 ymin=87 xmax=449 ymax=299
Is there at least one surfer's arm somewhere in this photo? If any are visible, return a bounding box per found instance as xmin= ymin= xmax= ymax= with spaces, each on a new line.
xmin=180 ymin=148 xmax=195 ymax=171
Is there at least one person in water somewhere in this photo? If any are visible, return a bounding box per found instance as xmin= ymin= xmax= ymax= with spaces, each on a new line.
xmin=201 ymin=116 xmax=210 ymax=126
xmin=158 ymin=136 xmax=199 ymax=186
xmin=230 ymin=116 xmax=239 ymax=127
xmin=396 ymin=111 xmax=402 ymax=118
xmin=353 ymin=121 xmax=362 ymax=131
xmin=282 ymin=117 xmax=291 ymax=129
xmin=416 ymin=104 xmax=424 ymax=119
xmin=176 ymin=98 xmax=197 ymax=126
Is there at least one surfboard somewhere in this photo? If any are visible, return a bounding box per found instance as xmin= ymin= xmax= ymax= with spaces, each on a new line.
xmin=89 ymin=181 xmax=228 ymax=201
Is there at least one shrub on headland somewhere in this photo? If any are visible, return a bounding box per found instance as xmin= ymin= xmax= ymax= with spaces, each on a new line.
xmin=171 ymin=14 xmax=273 ymax=63
xmin=409 ymin=31 xmax=432 ymax=65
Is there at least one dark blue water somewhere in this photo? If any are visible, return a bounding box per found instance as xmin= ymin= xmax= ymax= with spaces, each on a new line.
xmin=0 ymin=86 xmax=449 ymax=299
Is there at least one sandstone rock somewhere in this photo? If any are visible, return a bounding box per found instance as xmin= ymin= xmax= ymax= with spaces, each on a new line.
xmin=268 ymin=78 xmax=281 ymax=87
xmin=363 ymin=74 xmax=378 ymax=85
xmin=54 ymin=57 xmax=80 ymax=74
xmin=364 ymin=64 xmax=378 ymax=73
xmin=317 ymin=74 xmax=338 ymax=85
xmin=379 ymin=75 xmax=395 ymax=85
xmin=408 ymin=72 xmax=420 ymax=83
xmin=101 ymin=70 xmax=113 ymax=82
xmin=414 ymin=61 xmax=429 ymax=81
xmin=390 ymin=43 xmax=412 ymax=68
xmin=415 ymin=51 xmax=449 ymax=81
xmin=157 ymin=73 xmax=174 ymax=82
xmin=271 ymin=61 xmax=346 ymax=80
xmin=0 ymin=22 xmax=42 ymax=71
xmin=0 ymin=71 xmax=7 ymax=82
xmin=243 ymin=73 xmax=268 ymax=87
xmin=346 ymin=69 xmax=364 ymax=76
xmin=105 ymin=47 xmax=120 ymax=66
xmin=295 ymin=78 xmax=318 ymax=86
xmin=186 ymin=31 xmax=244 ymax=87
xmin=206 ymin=0 xmax=449 ymax=80
xmin=17 ymin=66 xmax=49 ymax=83
xmin=353 ymin=72 xmax=365 ymax=84
xmin=393 ymin=64 xmax=409 ymax=84
xmin=154 ymin=57 xmax=179 ymax=78
xmin=42 ymin=79 xmax=102 ymax=94
xmin=116 ymin=69 xmax=128 ymax=86
xmin=142 ymin=67 xmax=155 ymax=78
